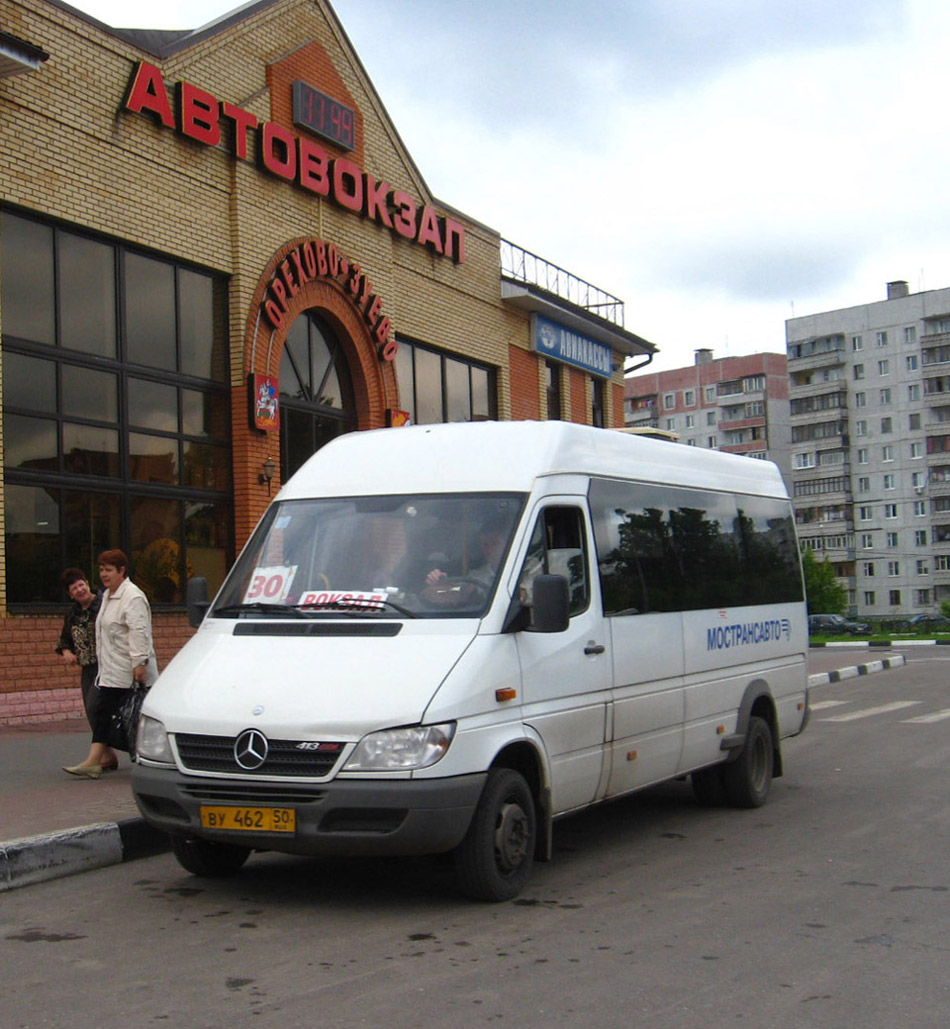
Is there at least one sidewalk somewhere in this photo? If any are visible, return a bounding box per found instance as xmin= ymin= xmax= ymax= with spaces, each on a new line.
xmin=0 ymin=718 xmax=170 ymax=891
xmin=0 ymin=646 xmax=910 ymax=892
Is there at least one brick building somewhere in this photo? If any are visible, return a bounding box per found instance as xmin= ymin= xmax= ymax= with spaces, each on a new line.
xmin=0 ymin=0 xmax=654 ymax=723
xmin=624 ymin=349 xmax=791 ymax=481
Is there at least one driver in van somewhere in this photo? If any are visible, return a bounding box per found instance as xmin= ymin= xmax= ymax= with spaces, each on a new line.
xmin=425 ymin=514 xmax=509 ymax=588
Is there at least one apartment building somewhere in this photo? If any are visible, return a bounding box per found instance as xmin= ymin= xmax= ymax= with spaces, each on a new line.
xmin=624 ymin=350 xmax=791 ymax=479
xmin=787 ymin=280 xmax=950 ymax=618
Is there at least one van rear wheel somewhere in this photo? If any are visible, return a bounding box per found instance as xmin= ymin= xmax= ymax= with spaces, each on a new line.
xmin=722 ymin=715 xmax=773 ymax=809
xmin=454 ymin=768 xmax=535 ymax=902
xmin=171 ymin=835 xmax=251 ymax=877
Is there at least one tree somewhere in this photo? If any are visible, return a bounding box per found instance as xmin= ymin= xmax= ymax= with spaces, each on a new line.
xmin=801 ymin=548 xmax=847 ymax=615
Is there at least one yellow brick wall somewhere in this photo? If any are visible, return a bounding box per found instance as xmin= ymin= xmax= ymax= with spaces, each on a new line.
xmin=0 ymin=0 xmax=627 ymax=720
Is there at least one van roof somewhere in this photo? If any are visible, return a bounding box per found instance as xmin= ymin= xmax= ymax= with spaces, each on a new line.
xmin=277 ymin=421 xmax=789 ymax=500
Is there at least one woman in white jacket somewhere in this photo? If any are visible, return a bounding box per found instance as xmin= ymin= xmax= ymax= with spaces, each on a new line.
xmin=63 ymin=549 xmax=156 ymax=779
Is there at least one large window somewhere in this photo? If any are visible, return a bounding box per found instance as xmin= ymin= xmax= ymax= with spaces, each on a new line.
xmin=395 ymin=338 xmax=494 ymax=425
xmin=2 ymin=210 xmax=232 ymax=606
xmin=589 ymin=478 xmax=803 ymax=615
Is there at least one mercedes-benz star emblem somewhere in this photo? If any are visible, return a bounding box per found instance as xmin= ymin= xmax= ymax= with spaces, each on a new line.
xmin=234 ymin=728 xmax=269 ymax=770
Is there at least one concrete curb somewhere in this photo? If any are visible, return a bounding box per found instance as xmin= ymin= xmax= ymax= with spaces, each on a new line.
xmin=807 ymin=653 xmax=907 ymax=687
xmin=811 ymin=638 xmax=950 ymax=647
xmin=0 ymin=818 xmax=170 ymax=892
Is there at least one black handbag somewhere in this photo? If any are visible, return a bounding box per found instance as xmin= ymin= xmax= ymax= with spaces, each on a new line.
xmin=106 ymin=703 xmax=130 ymax=753
xmin=118 ymin=679 xmax=150 ymax=761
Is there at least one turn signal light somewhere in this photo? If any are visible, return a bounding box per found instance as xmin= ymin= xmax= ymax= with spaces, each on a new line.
xmin=495 ymin=687 xmax=517 ymax=702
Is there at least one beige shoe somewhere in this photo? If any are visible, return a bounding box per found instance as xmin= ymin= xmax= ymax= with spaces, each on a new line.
xmin=63 ymin=764 xmax=102 ymax=779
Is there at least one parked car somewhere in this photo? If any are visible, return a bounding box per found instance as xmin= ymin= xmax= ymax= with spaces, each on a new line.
xmin=808 ymin=613 xmax=871 ymax=635
xmin=907 ymin=614 xmax=950 ymax=631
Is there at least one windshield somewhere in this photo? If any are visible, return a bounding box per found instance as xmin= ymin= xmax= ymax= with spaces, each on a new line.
xmin=213 ymin=493 xmax=525 ymax=619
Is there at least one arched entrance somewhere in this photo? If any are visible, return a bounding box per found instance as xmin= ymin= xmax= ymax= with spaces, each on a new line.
xmin=237 ymin=237 xmax=400 ymax=545
xmin=278 ymin=309 xmax=356 ymax=481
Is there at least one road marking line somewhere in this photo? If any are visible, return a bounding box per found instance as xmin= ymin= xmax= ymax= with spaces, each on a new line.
xmin=901 ymin=709 xmax=950 ymax=724
xmin=810 ymin=700 xmax=849 ymax=710
xmin=821 ymin=701 xmax=921 ymax=722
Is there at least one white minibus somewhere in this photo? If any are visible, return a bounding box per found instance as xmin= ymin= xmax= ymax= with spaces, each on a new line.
xmin=132 ymin=421 xmax=809 ymax=901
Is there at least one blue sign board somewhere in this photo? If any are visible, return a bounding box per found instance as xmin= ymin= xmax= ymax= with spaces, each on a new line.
xmin=532 ymin=315 xmax=613 ymax=379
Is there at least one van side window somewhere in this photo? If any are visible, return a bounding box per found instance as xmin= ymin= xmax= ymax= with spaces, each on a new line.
xmin=588 ymin=477 xmax=803 ymax=616
xmin=517 ymin=506 xmax=589 ymax=624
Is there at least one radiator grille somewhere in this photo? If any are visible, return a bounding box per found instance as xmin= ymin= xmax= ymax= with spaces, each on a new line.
xmin=175 ymin=732 xmax=344 ymax=777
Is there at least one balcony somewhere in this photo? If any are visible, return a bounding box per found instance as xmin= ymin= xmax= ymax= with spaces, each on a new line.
xmin=501 ymin=241 xmax=624 ymax=326
xmin=500 ymin=241 xmax=657 ymax=367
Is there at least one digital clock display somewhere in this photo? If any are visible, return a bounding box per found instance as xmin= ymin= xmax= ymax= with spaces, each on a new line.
xmin=292 ymin=80 xmax=355 ymax=151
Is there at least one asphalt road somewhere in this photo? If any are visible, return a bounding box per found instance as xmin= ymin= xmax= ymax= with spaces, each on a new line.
xmin=2 ymin=649 xmax=948 ymax=1029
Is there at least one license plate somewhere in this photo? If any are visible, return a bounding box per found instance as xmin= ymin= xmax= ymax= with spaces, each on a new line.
xmin=200 ymin=805 xmax=295 ymax=833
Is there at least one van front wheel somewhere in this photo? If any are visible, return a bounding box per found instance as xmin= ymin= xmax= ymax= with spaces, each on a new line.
xmin=723 ymin=715 xmax=773 ymax=809
xmin=454 ymin=768 xmax=536 ymax=902
xmin=171 ymin=835 xmax=251 ymax=877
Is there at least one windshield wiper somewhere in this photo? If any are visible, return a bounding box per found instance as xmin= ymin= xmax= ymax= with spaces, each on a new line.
xmin=213 ymin=602 xmax=308 ymax=618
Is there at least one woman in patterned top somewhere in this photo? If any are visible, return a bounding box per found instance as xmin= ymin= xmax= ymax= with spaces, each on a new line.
xmin=56 ymin=568 xmax=118 ymax=772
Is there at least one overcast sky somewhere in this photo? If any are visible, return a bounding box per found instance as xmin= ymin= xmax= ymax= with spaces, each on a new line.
xmin=66 ymin=0 xmax=950 ymax=371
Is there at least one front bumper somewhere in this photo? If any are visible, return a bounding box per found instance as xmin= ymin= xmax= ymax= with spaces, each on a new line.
xmin=132 ymin=763 xmax=486 ymax=857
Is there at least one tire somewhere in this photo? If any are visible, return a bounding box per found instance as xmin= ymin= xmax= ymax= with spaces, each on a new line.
xmin=722 ymin=715 xmax=774 ymax=809
xmin=171 ymin=834 xmax=251 ymax=877
xmin=454 ymin=768 xmax=536 ymax=902
xmin=691 ymin=765 xmax=727 ymax=806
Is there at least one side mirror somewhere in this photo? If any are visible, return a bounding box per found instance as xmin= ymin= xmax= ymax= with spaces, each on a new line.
xmin=502 ymin=574 xmax=570 ymax=634
xmin=531 ymin=574 xmax=570 ymax=632
xmin=186 ymin=576 xmax=210 ymax=628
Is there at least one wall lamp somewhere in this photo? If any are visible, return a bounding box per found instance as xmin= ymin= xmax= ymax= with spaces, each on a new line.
xmin=259 ymin=457 xmax=277 ymax=491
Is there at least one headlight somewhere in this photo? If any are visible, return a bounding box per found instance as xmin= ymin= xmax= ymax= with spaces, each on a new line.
xmin=343 ymin=723 xmax=456 ymax=771
xmin=136 ymin=715 xmax=174 ymax=763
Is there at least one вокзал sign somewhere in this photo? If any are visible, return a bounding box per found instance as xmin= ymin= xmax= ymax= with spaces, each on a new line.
xmin=123 ymin=62 xmax=466 ymax=264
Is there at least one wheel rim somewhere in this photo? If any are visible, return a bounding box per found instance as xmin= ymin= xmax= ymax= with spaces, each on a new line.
xmin=750 ymin=731 xmax=769 ymax=792
xmin=494 ymin=799 xmax=530 ymax=875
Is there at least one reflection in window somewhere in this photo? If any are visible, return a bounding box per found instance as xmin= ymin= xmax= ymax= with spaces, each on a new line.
xmin=124 ymin=252 xmax=176 ymax=369
xmin=4 ymin=414 xmax=57 ymax=470
xmin=129 ymin=378 xmax=178 ymax=433
xmin=4 ymin=484 xmax=61 ymax=603
xmin=62 ymin=364 xmax=117 ymax=421
xmin=1 ymin=211 xmax=232 ymax=606
xmin=63 ymin=424 xmax=120 ymax=477
xmin=0 ymin=213 xmax=55 ymax=344
xmin=131 ymin=496 xmax=184 ymax=603
xmin=395 ymin=339 xmax=496 ymax=425
xmin=185 ymin=500 xmax=231 ymax=597
xmin=59 ymin=231 xmax=116 ymax=356
xmin=129 ymin=433 xmax=178 ymax=484
xmin=414 ymin=347 xmax=442 ymax=424
xmin=590 ymin=478 xmax=803 ymax=615
xmin=63 ymin=490 xmax=122 ymax=588
xmin=182 ymin=441 xmax=230 ymax=491
xmin=179 ymin=268 xmax=226 ymax=380
xmin=3 ymin=351 xmax=56 ymax=412
xmin=445 ymin=357 xmax=471 ymax=422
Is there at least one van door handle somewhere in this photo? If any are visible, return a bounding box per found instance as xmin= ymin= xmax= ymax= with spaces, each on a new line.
xmin=584 ymin=642 xmax=606 ymax=655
